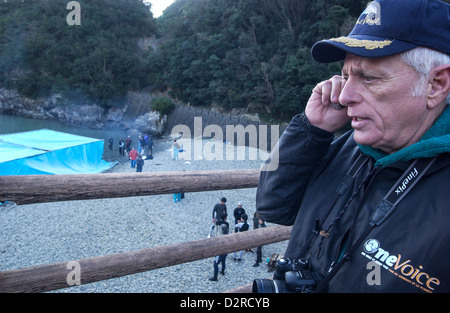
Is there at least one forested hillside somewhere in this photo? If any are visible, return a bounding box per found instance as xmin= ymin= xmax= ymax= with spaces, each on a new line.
xmin=0 ymin=0 xmax=156 ymax=104
xmin=148 ymin=0 xmax=366 ymax=121
xmin=0 ymin=0 xmax=366 ymax=122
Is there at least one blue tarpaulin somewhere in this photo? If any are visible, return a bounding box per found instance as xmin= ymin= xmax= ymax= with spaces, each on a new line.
xmin=0 ymin=129 xmax=116 ymax=175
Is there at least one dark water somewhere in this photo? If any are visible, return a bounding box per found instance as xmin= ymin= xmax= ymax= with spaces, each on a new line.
xmin=0 ymin=114 xmax=135 ymax=162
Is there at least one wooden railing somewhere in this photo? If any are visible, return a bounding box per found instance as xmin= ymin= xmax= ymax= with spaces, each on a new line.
xmin=0 ymin=170 xmax=291 ymax=293
xmin=0 ymin=170 xmax=261 ymax=205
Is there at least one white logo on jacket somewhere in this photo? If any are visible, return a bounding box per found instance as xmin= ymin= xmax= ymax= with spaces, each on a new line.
xmin=361 ymin=239 xmax=440 ymax=293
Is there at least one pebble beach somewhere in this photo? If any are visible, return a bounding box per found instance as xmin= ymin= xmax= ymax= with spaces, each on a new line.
xmin=0 ymin=136 xmax=288 ymax=293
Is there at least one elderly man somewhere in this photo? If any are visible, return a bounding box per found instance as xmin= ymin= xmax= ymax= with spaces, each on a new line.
xmin=256 ymin=0 xmax=450 ymax=293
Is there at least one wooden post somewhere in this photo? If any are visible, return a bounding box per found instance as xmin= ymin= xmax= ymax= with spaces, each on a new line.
xmin=0 ymin=169 xmax=260 ymax=205
xmin=0 ymin=225 xmax=292 ymax=293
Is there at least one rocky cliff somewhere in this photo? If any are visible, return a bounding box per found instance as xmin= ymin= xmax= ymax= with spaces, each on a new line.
xmin=0 ymin=88 xmax=167 ymax=136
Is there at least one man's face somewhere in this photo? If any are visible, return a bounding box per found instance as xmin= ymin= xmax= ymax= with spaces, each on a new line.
xmin=339 ymin=53 xmax=431 ymax=154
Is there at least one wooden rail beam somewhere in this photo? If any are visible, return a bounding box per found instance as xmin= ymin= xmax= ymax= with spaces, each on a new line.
xmin=0 ymin=225 xmax=292 ymax=293
xmin=0 ymin=169 xmax=260 ymax=205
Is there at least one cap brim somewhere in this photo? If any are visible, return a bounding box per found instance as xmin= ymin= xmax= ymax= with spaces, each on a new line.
xmin=311 ymin=35 xmax=418 ymax=63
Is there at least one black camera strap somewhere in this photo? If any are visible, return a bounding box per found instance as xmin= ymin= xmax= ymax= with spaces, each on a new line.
xmin=314 ymin=156 xmax=437 ymax=293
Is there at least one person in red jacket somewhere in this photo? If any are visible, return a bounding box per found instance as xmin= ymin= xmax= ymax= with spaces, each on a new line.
xmin=129 ymin=147 xmax=138 ymax=168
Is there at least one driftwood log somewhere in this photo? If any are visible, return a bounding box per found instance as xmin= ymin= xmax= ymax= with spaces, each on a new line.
xmin=0 ymin=169 xmax=260 ymax=205
xmin=0 ymin=225 xmax=292 ymax=293
xmin=0 ymin=169 xmax=289 ymax=293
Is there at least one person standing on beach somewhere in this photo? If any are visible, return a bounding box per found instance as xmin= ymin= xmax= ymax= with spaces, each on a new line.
xmin=173 ymin=140 xmax=180 ymax=160
xmin=138 ymin=136 xmax=145 ymax=154
xmin=118 ymin=139 xmax=125 ymax=156
xmin=173 ymin=192 xmax=181 ymax=202
xmin=253 ymin=217 xmax=266 ymax=267
xmin=129 ymin=147 xmax=138 ymax=168
xmin=146 ymin=135 xmax=153 ymax=158
xmin=233 ymin=202 xmax=246 ymax=225
xmin=212 ymin=197 xmax=227 ymax=236
xmin=233 ymin=214 xmax=249 ymax=261
xmin=108 ymin=137 xmax=114 ymax=150
xmin=136 ymin=155 xmax=144 ymax=172
xmin=125 ymin=136 xmax=132 ymax=153
xmin=209 ymin=213 xmax=230 ymax=281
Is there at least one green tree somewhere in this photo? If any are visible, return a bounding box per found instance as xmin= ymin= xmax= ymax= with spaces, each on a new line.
xmin=0 ymin=0 xmax=157 ymax=104
xmin=149 ymin=0 xmax=363 ymax=122
xmin=152 ymin=97 xmax=175 ymax=115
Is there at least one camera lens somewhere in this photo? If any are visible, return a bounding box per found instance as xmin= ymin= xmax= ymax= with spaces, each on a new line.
xmin=252 ymin=279 xmax=292 ymax=293
xmin=253 ymin=279 xmax=277 ymax=293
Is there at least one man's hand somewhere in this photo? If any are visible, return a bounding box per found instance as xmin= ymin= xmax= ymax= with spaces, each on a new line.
xmin=305 ymin=75 xmax=351 ymax=133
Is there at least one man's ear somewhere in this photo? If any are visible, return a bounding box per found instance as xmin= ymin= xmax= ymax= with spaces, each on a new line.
xmin=427 ymin=64 xmax=450 ymax=109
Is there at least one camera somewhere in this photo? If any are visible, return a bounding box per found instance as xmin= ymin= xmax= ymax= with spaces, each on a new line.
xmin=252 ymin=258 xmax=323 ymax=293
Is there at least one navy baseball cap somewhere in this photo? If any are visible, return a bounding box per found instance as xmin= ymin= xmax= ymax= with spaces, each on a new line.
xmin=311 ymin=0 xmax=450 ymax=63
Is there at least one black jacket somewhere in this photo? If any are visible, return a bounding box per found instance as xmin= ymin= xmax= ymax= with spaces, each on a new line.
xmin=256 ymin=114 xmax=450 ymax=293
xmin=212 ymin=203 xmax=227 ymax=222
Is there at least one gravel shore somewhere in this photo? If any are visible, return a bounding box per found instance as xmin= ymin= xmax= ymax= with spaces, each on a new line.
xmin=0 ymin=137 xmax=288 ymax=293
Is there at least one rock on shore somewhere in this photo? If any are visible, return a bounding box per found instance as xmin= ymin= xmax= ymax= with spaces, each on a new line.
xmin=0 ymin=88 xmax=166 ymax=134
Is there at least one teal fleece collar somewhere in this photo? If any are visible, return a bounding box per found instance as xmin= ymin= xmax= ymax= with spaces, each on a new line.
xmin=358 ymin=106 xmax=450 ymax=167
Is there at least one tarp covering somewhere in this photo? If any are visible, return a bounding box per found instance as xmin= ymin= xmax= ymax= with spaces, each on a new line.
xmin=0 ymin=129 xmax=116 ymax=175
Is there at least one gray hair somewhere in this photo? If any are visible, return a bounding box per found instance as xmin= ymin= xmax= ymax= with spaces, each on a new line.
xmin=401 ymin=47 xmax=450 ymax=105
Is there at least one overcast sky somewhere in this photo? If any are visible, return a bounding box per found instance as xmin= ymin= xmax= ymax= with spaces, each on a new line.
xmin=148 ymin=0 xmax=175 ymax=17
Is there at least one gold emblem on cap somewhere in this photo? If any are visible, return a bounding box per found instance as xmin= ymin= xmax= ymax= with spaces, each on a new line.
xmin=330 ymin=37 xmax=392 ymax=50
